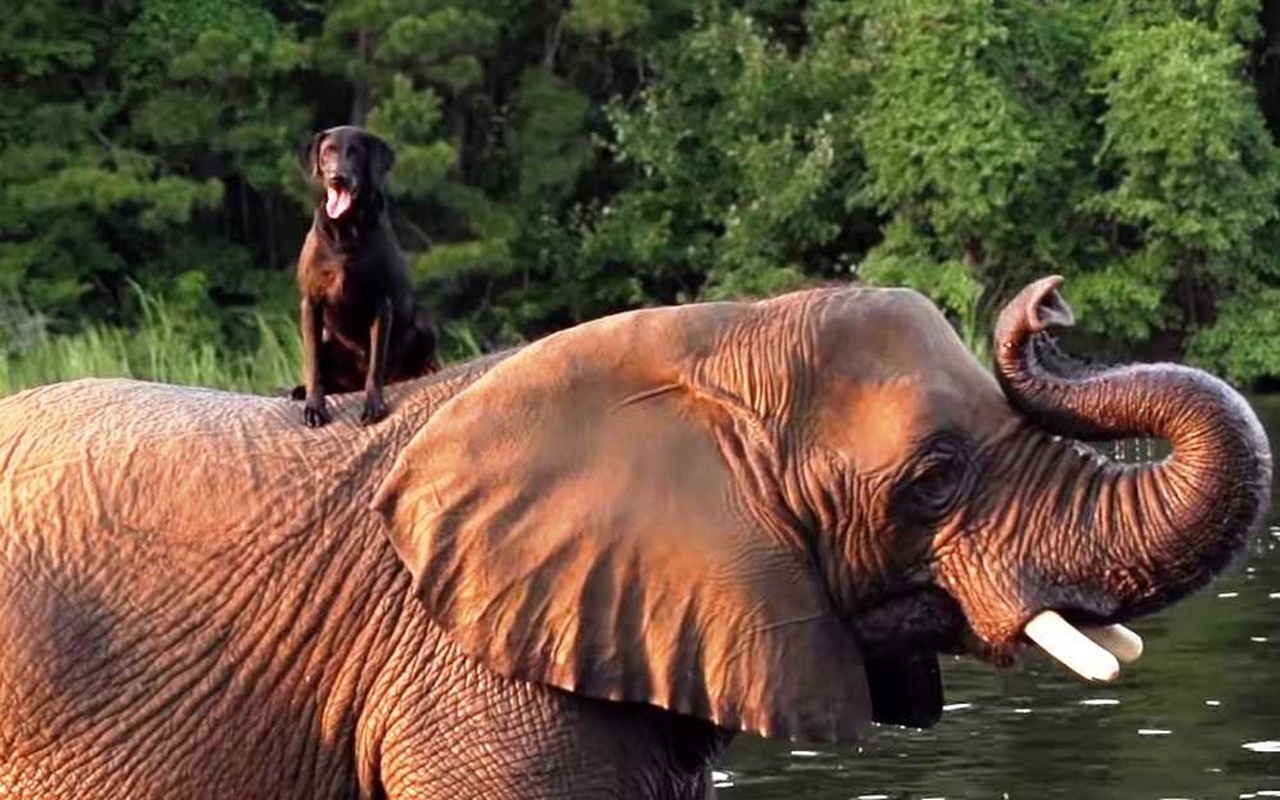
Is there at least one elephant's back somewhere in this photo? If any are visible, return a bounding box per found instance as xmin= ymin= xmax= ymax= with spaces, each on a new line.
xmin=0 ymin=379 xmax=297 ymax=460
xmin=0 ymin=378 xmax=390 ymax=555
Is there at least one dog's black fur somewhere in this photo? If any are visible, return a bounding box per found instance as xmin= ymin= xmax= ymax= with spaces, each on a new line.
xmin=293 ymin=125 xmax=439 ymax=427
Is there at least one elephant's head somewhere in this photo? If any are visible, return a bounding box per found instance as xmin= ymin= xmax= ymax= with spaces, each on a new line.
xmin=372 ymin=277 xmax=1271 ymax=742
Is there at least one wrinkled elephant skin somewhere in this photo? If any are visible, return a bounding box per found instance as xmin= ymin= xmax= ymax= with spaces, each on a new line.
xmin=0 ymin=279 xmax=1268 ymax=799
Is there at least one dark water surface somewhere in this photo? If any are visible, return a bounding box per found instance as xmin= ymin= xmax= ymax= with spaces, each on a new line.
xmin=718 ymin=397 xmax=1280 ymax=799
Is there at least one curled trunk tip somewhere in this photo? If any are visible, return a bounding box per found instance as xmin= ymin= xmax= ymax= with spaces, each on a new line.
xmin=995 ymin=275 xmax=1074 ymax=352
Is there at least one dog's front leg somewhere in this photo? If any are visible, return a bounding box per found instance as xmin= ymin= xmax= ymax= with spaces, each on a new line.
xmin=301 ymin=297 xmax=331 ymax=427
xmin=360 ymin=296 xmax=392 ymax=425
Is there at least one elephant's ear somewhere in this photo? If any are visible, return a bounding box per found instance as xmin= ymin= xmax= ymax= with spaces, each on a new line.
xmin=372 ymin=303 xmax=872 ymax=742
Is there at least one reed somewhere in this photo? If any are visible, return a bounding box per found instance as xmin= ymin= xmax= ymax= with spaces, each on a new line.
xmin=0 ymin=290 xmax=302 ymax=397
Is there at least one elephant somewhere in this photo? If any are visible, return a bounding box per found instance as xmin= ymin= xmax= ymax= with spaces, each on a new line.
xmin=0 ymin=276 xmax=1269 ymax=799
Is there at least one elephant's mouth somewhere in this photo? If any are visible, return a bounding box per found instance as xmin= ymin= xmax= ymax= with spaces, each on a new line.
xmin=848 ymin=588 xmax=967 ymax=729
xmin=849 ymin=588 xmax=970 ymax=658
xmin=850 ymin=591 xmax=1145 ymax=728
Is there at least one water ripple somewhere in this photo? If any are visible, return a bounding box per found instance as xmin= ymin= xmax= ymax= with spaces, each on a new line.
xmin=1242 ymin=741 xmax=1280 ymax=753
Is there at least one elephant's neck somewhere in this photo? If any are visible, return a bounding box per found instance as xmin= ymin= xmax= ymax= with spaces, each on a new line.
xmin=268 ymin=353 xmax=519 ymax=639
xmin=228 ymin=349 xmax=739 ymax=794
xmin=389 ymin=349 xmax=519 ymax=422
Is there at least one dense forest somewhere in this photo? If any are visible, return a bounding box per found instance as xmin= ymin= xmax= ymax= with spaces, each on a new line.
xmin=6 ymin=0 xmax=1280 ymax=393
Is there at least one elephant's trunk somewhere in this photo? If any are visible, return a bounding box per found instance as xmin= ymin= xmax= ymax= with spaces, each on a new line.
xmin=993 ymin=276 xmax=1271 ymax=617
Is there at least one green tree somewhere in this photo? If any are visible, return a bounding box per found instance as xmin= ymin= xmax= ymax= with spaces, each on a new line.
xmin=1092 ymin=12 xmax=1280 ymax=377
xmin=595 ymin=0 xmax=1280 ymax=377
xmin=4 ymin=0 xmax=1280 ymax=392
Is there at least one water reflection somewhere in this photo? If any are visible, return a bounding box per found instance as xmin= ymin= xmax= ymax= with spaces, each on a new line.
xmin=719 ymin=396 xmax=1280 ymax=799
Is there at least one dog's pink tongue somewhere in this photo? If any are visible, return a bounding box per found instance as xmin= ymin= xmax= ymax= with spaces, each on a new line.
xmin=326 ymin=187 xmax=352 ymax=219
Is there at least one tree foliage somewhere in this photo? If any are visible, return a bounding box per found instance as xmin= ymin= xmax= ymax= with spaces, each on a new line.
xmin=3 ymin=0 xmax=1280 ymax=389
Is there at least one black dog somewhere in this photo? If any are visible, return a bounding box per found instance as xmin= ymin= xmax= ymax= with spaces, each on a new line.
xmin=294 ymin=125 xmax=439 ymax=427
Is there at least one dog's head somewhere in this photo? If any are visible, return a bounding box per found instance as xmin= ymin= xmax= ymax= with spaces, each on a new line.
xmin=303 ymin=126 xmax=395 ymax=220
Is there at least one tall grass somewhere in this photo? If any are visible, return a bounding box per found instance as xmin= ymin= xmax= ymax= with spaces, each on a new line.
xmin=0 ymin=290 xmax=302 ymax=398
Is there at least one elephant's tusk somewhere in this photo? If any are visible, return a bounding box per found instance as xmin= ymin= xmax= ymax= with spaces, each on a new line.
xmin=1023 ymin=611 xmax=1121 ymax=682
xmin=1080 ymin=623 xmax=1143 ymax=664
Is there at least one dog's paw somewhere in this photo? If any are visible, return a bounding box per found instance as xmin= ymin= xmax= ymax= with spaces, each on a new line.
xmin=360 ymin=394 xmax=389 ymax=426
xmin=304 ymin=400 xmax=331 ymax=428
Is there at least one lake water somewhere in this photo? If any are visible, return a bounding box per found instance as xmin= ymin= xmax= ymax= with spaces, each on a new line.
xmin=719 ymin=397 xmax=1280 ymax=799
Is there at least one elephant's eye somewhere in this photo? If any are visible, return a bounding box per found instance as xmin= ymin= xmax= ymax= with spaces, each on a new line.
xmin=893 ymin=443 xmax=971 ymax=525
xmin=912 ymin=461 xmax=963 ymax=509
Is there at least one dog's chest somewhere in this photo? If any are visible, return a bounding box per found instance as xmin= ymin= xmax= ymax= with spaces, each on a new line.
xmin=311 ymin=264 xmax=346 ymax=300
xmin=307 ymin=250 xmax=387 ymax=304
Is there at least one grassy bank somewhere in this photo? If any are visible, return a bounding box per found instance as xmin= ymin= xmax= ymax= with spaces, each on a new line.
xmin=0 ymin=287 xmax=489 ymax=398
xmin=0 ymin=291 xmax=301 ymax=398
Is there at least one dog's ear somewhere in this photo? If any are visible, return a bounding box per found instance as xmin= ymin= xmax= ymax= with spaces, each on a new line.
xmin=366 ymin=132 xmax=396 ymax=190
xmin=300 ymin=130 xmax=326 ymax=182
